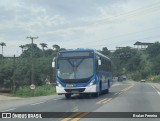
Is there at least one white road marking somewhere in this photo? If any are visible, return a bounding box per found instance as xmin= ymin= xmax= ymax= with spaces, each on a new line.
xmin=53 ymin=98 xmax=61 ymax=101
xmin=30 ymin=98 xmax=62 ymax=105
xmin=73 ymin=106 xmax=79 ymax=112
xmin=30 ymin=101 xmax=45 ymax=106
xmin=1 ymin=108 xmax=16 ymax=112
xmin=151 ymin=85 xmax=160 ymax=95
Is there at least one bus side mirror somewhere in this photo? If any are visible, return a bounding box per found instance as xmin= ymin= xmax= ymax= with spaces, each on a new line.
xmin=52 ymin=57 xmax=56 ymax=68
xmin=98 ymin=60 xmax=101 ymax=66
xmin=52 ymin=61 xmax=55 ymax=68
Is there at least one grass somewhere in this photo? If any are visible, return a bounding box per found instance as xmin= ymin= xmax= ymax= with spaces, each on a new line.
xmin=13 ymin=85 xmax=56 ymax=97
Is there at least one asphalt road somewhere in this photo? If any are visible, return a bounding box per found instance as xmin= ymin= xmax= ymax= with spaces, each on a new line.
xmin=1 ymin=80 xmax=160 ymax=121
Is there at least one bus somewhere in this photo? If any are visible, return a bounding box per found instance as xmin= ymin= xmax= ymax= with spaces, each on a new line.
xmin=52 ymin=49 xmax=112 ymax=99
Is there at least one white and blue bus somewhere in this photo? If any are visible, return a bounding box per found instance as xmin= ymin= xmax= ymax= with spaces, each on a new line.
xmin=52 ymin=49 xmax=112 ymax=99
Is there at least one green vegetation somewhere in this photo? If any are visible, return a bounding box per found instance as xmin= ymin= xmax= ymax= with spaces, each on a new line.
xmin=147 ymin=75 xmax=160 ymax=83
xmin=109 ymin=42 xmax=160 ymax=82
xmin=0 ymin=42 xmax=160 ymax=97
xmin=13 ymin=85 xmax=56 ymax=97
xmin=0 ymin=43 xmax=58 ymax=96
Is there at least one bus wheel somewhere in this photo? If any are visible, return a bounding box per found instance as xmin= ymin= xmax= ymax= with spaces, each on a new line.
xmin=105 ymin=80 xmax=110 ymax=94
xmin=93 ymin=92 xmax=100 ymax=97
xmin=104 ymin=89 xmax=109 ymax=94
xmin=65 ymin=94 xmax=71 ymax=99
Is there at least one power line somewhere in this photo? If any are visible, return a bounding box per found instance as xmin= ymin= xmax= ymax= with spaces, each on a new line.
xmin=67 ymin=34 xmax=160 ymax=50
xmin=89 ymin=35 xmax=160 ymax=49
xmin=83 ymin=1 xmax=160 ymax=26
xmin=42 ymin=1 xmax=160 ymax=38
xmin=53 ymin=2 xmax=160 ymax=49
xmin=70 ymin=26 xmax=160 ymax=47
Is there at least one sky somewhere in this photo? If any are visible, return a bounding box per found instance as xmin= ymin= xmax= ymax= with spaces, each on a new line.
xmin=0 ymin=0 xmax=160 ymax=56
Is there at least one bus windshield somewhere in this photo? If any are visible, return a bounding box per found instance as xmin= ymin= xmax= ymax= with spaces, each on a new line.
xmin=57 ymin=58 xmax=93 ymax=79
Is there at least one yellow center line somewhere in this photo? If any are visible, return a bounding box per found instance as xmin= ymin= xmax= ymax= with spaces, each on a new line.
xmin=122 ymin=88 xmax=128 ymax=91
xmin=121 ymin=86 xmax=130 ymax=91
xmin=114 ymin=84 xmax=135 ymax=97
xmin=124 ymin=86 xmax=133 ymax=91
xmin=61 ymin=112 xmax=82 ymax=121
xmin=122 ymin=84 xmax=134 ymax=92
xmin=125 ymin=87 xmax=131 ymax=91
xmin=96 ymin=98 xmax=108 ymax=104
xmin=71 ymin=112 xmax=89 ymax=121
xmin=114 ymin=92 xmax=119 ymax=95
xmin=118 ymin=92 xmax=123 ymax=95
xmin=121 ymin=88 xmax=127 ymax=91
xmin=121 ymin=84 xmax=134 ymax=93
xmin=102 ymin=98 xmax=112 ymax=104
xmin=122 ymin=87 xmax=130 ymax=92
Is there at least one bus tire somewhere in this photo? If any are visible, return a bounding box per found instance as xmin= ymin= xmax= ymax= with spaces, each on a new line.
xmin=65 ymin=94 xmax=71 ymax=99
xmin=105 ymin=89 xmax=109 ymax=94
xmin=105 ymin=80 xmax=110 ymax=94
xmin=99 ymin=81 xmax=102 ymax=94
xmin=92 ymin=92 xmax=99 ymax=97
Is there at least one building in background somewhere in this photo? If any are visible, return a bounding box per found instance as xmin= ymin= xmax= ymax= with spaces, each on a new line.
xmin=134 ymin=41 xmax=153 ymax=50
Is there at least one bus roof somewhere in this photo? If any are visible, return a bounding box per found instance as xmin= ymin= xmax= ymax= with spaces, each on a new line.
xmin=58 ymin=48 xmax=111 ymax=61
xmin=59 ymin=48 xmax=94 ymax=52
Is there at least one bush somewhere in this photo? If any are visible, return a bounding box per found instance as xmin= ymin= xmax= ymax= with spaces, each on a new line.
xmin=147 ymin=75 xmax=160 ymax=83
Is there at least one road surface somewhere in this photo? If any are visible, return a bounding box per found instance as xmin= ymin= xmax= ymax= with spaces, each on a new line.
xmin=0 ymin=80 xmax=160 ymax=121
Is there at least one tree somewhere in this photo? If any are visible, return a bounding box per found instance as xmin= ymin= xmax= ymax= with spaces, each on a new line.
xmin=147 ymin=42 xmax=160 ymax=58
xmin=40 ymin=43 xmax=47 ymax=57
xmin=0 ymin=42 xmax=6 ymax=60
xmin=101 ymin=47 xmax=111 ymax=56
xmin=0 ymin=61 xmax=14 ymax=88
xmin=21 ymin=44 xmax=42 ymax=58
xmin=126 ymin=53 xmax=141 ymax=72
xmin=19 ymin=45 xmax=26 ymax=54
xmin=146 ymin=42 xmax=160 ymax=75
xmin=59 ymin=48 xmax=66 ymax=51
xmin=112 ymin=47 xmax=141 ymax=76
xmin=45 ymin=49 xmax=54 ymax=57
xmin=52 ymin=44 xmax=60 ymax=51
xmin=0 ymin=54 xmax=2 ymax=59
xmin=151 ymin=55 xmax=160 ymax=75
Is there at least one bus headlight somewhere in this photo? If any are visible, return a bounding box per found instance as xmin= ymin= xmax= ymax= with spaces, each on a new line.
xmin=88 ymin=79 xmax=95 ymax=86
xmin=57 ymin=81 xmax=63 ymax=87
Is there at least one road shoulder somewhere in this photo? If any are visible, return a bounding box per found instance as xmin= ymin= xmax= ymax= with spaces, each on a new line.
xmin=0 ymin=94 xmax=60 ymax=112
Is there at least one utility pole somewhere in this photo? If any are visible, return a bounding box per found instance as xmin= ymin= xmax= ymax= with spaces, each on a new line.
xmin=0 ymin=46 xmax=2 ymax=61
xmin=26 ymin=36 xmax=38 ymax=84
xmin=13 ymin=54 xmax=16 ymax=93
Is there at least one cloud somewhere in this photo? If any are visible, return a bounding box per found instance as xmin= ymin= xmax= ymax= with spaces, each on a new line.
xmin=0 ymin=0 xmax=160 ymax=55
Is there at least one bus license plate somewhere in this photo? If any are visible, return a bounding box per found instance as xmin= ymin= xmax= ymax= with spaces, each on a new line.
xmin=71 ymin=91 xmax=79 ymax=93
xmin=66 ymin=84 xmax=73 ymax=87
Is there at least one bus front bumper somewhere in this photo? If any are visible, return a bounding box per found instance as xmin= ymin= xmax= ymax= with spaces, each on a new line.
xmin=56 ymin=85 xmax=97 ymax=94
